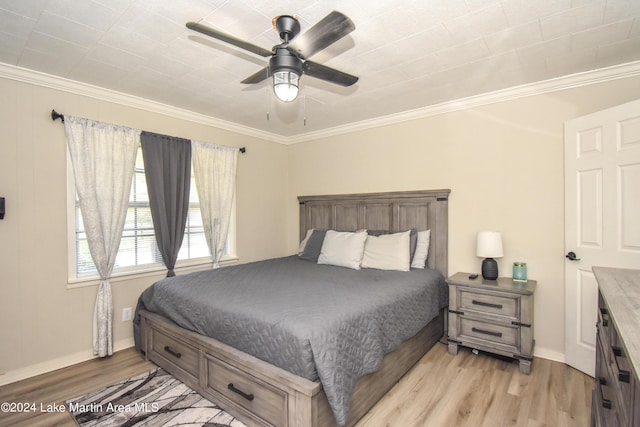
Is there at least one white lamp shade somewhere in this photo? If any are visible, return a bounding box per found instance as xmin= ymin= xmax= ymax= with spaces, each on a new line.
xmin=476 ymin=231 xmax=503 ymax=258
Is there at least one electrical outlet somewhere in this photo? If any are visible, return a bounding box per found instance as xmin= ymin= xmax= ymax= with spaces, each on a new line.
xmin=122 ymin=307 xmax=132 ymax=322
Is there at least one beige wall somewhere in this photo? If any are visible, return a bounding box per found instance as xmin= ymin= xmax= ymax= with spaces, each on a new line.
xmin=1 ymin=72 xmax=639 ymax=382
xmin=286 ymin=76 xmax=640 ymax=360
xmin=0 ymin=77 xmax=289 ymax=381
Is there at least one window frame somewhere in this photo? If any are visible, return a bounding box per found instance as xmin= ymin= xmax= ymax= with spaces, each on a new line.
xmin=65 ymin=147 xmax=237 ymax=288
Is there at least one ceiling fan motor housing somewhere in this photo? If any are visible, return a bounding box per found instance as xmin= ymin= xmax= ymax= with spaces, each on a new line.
xmin=274 ymin=15 xmax=301 ymax=41
xmin=270 ymin=48 xmax=303 ymax=75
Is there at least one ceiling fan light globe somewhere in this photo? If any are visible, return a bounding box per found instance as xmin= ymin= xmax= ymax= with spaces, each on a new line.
xmin=273 ymin=70 xmax=299 ymax=102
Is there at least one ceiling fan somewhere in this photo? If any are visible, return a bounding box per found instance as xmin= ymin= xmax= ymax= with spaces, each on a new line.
xmin=186 ymin=11 xmax=358 ymax=102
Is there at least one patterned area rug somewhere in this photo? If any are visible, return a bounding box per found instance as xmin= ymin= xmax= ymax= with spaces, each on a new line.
xmin=66 ymin=368 xmax=248 ymax=427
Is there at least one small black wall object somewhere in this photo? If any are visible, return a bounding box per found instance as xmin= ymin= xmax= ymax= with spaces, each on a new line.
xmin=0 ymin=197 xmax=5 ymax=219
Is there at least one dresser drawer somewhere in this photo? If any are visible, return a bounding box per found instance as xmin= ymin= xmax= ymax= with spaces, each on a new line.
xmin=608 ymin=328 xmax=632 ymax=424
xmin=206 ymin=355 xmax=287 ymax=427
xmin=149 ymin=326 xmax=200 ymax=381
xmin=595 ymin=379 xmax=624 ymax=427
xmin=459 ymin=289 xmax=518 ymax=319
xmin=596 ymin=340 xmax=626 ymax=427
xmin=458 ymin=317 xmax=519 ymax=349
xmin=598 ymin=293 xmax=612 ymax=353
xmin=597 ymin=310 xmax=612 ymax=368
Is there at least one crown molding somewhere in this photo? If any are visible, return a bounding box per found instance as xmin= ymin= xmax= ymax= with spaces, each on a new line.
xmin=0 ymin=63 xmax=285 ymax=144
xmin=2 ymin=60 xmax=639 ymax=146
xmin=280 ymin=60 xmax=640 ymax=145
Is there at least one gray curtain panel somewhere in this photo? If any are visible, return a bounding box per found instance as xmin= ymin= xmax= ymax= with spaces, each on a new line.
xmin=141 ymin=131 xmax=192 ymax=277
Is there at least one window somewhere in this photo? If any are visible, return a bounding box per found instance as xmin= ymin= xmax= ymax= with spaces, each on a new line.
xmin=69 ymin=146 xmax=233 ymax=282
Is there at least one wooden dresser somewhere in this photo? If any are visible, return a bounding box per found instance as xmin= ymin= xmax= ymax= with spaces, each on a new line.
xmin=592 ymin=267 xmax=640 ymax=427
xmin=447 ymin=272 xmax=536 ymax=374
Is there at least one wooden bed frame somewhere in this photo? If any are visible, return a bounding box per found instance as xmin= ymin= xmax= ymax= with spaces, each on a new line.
xmin=139 ymin=189 xmax=450 ymax=427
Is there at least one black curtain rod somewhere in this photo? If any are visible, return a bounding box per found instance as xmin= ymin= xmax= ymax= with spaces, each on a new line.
xmin=51 ymin=109 xmax=65 ymax=123
xmin=51 ymin=109 xmax=246 ymax=154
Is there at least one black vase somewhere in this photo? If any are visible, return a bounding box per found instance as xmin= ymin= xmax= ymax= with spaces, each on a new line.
xmin=481 ymin=258 xmax=498 ymax=280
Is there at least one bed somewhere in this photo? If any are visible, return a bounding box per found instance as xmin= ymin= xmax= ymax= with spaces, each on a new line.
xmin=136 ymin=189 xmax=450 ymax=427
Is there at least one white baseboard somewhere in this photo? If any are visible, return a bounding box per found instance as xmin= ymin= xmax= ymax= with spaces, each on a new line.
xmin=0 ymin=339 xmax=568 ymax=387
xmin=0 ymin=338 xmax=135 ymax=387
xmin=533 ymin=347 xmax=566 ymax=364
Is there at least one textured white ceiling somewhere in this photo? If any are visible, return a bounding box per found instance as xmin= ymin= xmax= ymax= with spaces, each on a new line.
xmin=1 ymin=0 xmax=640 ymax=138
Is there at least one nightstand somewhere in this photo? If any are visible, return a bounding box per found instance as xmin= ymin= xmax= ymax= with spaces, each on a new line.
xmin=447 ymin=272 xmax=536 ymax=374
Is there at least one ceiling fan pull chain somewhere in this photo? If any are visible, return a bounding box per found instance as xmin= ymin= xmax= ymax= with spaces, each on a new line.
xmin=303 ymin=87 xmax=307 ymax=127
xmin=266 ymin=68 xmax=271 ymax=121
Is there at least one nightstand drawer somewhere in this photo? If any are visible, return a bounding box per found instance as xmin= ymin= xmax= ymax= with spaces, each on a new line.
xmin=459 ymin=289 xmax=518 ymax=319
xmin=459 ymin=317 xmax=519 ymax=348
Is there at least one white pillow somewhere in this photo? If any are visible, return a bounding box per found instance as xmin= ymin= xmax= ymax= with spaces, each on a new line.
xmin=411 ymin=230 xmax=431 ymax=269
xmin=317 ymin=230 xmax=367 ymax=270
xmin=361 ymin=230 xmax=411 ymax=271
xmin=298 ymin=229 xmax=314 ymax=255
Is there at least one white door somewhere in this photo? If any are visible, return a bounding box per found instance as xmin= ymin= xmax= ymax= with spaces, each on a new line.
xmin=564 ymin=98 xmax=640 ymax=376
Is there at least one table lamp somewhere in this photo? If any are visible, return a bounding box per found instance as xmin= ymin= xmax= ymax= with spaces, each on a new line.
xmin=477 ymin=231 xmax=503 ymax=280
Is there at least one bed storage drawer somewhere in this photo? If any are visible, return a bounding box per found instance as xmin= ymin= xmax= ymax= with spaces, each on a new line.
xmin=206 ymin=355 xmax=288 ymax=427
xmin=147 ymin=325 xmax=200 ymax=383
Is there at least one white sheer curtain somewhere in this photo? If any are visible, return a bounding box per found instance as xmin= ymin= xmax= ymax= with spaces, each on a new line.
xmin=64 ymin=116 xmax=140 ymax=357
xmin=192 ymin=142 xmax=239 ymax=268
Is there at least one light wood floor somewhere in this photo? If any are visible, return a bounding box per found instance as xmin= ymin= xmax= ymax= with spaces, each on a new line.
xmin=355 ymin=344 xmax=593 ymax=427
xmin=0 ymin=343 xmax=593 ymax=427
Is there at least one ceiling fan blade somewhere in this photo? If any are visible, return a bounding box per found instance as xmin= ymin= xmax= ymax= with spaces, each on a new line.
xmin=303 ymin=61 xmax=358 ymax=87
xmin=241 ymin=67 xmax=271 ymax=84
xmin=186 ymin=22 xmax=273 ymax=58
xmin=287 ymin=11 xmax=355 ymax=59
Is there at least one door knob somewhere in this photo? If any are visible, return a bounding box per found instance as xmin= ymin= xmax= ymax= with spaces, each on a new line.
xmin=566 ymin=251 xmax=581 ymax=261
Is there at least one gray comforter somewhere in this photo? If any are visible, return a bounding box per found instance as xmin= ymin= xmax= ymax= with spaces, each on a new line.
xmin=134 ymin=256 xmax=447 ymax=425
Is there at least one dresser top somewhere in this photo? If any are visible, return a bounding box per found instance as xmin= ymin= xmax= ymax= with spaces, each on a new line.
xmin=593 ymin=266 xmax=640 ymax=380
xmin=447 ymin=272 xmax=536 ymax=295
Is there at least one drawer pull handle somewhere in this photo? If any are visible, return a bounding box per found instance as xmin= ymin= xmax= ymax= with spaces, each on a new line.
xmin=599 ymin=308 xmax=609 ymax=327
xmin=599 ymin=377 xmax=612 ymax=410
xmin=163 ymin=346 xmax=182 ymax=359
xmin=228 ymin=383 xmax=254 ymax=401
xmin=611 ymin=346 xmax=630 ymax=383
xmin=472 ymin=327 xmax=502 ymax=338
xmin=472 ymin=300 xmax=503 ymax=309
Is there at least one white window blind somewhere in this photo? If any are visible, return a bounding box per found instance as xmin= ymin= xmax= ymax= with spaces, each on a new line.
xmin=73 ymin=146 xmax=214 ymax=278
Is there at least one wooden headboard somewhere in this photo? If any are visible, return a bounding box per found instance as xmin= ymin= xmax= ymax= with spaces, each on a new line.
xmin=298 ymin=189 xmax=450 ymax=277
